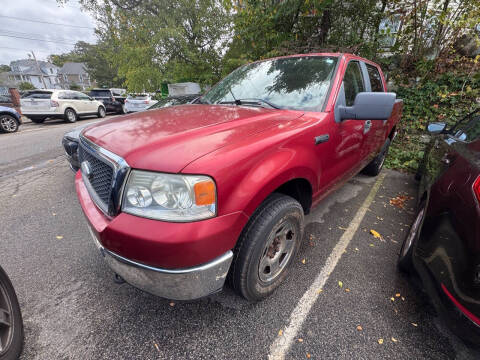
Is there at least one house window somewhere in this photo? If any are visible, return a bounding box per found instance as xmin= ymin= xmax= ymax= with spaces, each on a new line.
xmin=50 ymin=68 xmax=53 ymax=74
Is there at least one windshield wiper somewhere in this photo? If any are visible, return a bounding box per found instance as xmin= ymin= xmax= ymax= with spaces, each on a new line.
xmin=219 ymin=98 xmax=281 ymax=109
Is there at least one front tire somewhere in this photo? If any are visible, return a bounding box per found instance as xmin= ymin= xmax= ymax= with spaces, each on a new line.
xmin=64 ymin=108 xmax=78 ymax=123
xmin=398 ymin=201 xmax=426 ymax=273
xmin=0 ymin=115 xmax=19 ymax=133
xmin=229 ymin=194 xmax=304 ymax=301
xmin=97 ymin=106 xmax=106 ymax=118
xmin=0 ymin=266 xmax=24 ymax=360
xmin=363 ymin=138 xmax=391 ymax=176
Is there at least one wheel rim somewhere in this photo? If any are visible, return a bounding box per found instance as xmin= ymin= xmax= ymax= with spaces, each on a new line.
xmin=100 ymin=108 xmax=105 ymax=117
xmin=0 ymin=116 xmax=17 ymax=132
xmin=0 ymin=280 xmax=14 ymax=356
xmin=67 ymin=110 xmax=75 ymax=121
xmin=401 ymin=206 xmax=425 ymax=258
xmin=258 ymin=218 xmax=297 ymax=283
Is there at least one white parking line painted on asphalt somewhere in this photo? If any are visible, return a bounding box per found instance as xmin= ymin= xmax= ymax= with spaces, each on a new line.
xmin=268 ymin=172 xmax=387 ymax=360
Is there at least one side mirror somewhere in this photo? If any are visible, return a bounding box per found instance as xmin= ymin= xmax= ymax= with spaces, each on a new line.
xmin=339 ymin=92 xmax=396 ymax=121
xmin=427 ymin=122 xmax=446 ymax=134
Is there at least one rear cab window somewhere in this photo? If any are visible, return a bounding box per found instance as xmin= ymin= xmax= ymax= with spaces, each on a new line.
xmin=90 ymin=90 xmax=111 ymax=97
xmin=127 ymin=94 xmax=149 ymax=100
xmin=366 ymin=64 xmax=384 ymax=92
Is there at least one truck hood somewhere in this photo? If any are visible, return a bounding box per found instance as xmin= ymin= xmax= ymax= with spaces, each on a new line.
xmin=82 ymin=104 xmax=304 ymax=173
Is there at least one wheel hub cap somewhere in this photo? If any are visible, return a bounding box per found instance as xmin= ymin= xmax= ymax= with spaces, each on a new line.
xmin=0 ymin=117 xmax=16 ymax=132
xmin=0 ymin=282 xmax=13 ymax=355
xmin=258 ymin=219 xmax=296 ymax=283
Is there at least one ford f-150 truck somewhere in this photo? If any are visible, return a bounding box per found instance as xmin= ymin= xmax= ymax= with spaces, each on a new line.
xmin=76 ymin=53 xmax=402 ymax=301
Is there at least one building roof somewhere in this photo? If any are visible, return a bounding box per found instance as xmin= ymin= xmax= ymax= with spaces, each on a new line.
xmin=58 ymin=62 xmax=88 ymax=75
xmin=8 ymin=59 xmax=58 ymax=76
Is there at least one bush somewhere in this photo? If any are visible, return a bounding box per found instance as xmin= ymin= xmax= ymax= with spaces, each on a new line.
xmin=18 ymin=82 xmax=35 ymax=90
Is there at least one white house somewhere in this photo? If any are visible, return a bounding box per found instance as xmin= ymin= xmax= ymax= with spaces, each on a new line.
xmin=6 ymin=59 xmax=61 ymax=89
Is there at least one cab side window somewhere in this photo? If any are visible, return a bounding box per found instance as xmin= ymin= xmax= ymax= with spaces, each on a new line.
xmin=343 ymin=61 xmax=365 ymax=106
xmin=366 ymin=64 xmax=384 ymax=92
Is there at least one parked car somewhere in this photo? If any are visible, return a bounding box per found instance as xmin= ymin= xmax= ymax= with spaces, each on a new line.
xmin=0 ymin=265 xmax=24 ymax=360
xmin=89 ymin=89 xmax=126 ymax=114
xmin=75 ymin=53 xmax=402 ymax=301
xmin=147 ymin=94 xmax=198 ymax=110
xmin=124 ymin=94 xmax=157 ymax=113
xmin=20 ymin=90 xmax=106 ymax=123
xmin=62 ymin=123 xmax=93 ymax=172
xmin=399 ymin=108 xmax=480 ymax=344
xmin=0 ymin=106 xmax=22 ymax=133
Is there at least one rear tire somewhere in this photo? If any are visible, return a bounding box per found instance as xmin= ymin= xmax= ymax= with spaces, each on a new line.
xmin=0 ymin=266 xmax=24 ymax=360
xmin=363 ymin=138 xmax=391 ymax=176
xmin=398 ymin=201 xmax=426 ymax=273
xmin=30 ymin=117 xmax=45 ymax=124
xmin=97 ymin=106 xmax=106 ymax=118
xmin=0 ymin=115 xmax=19 ymax=133
xmin=229 ymin=193 xmax=304 ymax=301
xmin=64 ymin=108 xmax=78 ymax=123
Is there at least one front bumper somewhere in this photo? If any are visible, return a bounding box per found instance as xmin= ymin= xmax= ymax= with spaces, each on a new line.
xmin=88 ymin=226 xmax=233 ymax=300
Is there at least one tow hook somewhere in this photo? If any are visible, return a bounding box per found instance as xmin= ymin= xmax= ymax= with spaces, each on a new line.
xmin=114 ymin=273 xmax=125 ymax=284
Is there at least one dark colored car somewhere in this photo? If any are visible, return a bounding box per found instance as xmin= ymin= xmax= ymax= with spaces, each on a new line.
xmin=399 ymin=109 xmax=480 ymax=344
xmin=0 ymin=106 xmax=22 ymax=133
xmin=0 ymin=265 xmax=24 ymax=360
xmin=89 ymin=89 xmax=126 ymax=114
xmin=146 ymin=94 xmax=198 ymax=110
xmin=62 ymin=123 xmax=92 ymax=171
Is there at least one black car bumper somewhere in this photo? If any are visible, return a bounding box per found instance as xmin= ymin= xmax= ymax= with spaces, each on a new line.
xmin=62 ymin=137 xmax=80 ymax=172
xmin=414 ymin=214 xmax=480 ymax=344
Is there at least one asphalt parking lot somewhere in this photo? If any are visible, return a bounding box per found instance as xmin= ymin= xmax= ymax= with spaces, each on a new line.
xmin=1 ymin=118 xmax=479 ymax=359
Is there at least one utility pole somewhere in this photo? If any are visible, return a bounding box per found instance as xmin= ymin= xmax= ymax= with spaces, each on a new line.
xmin=31 ymin=51 xmax=47 ymax=89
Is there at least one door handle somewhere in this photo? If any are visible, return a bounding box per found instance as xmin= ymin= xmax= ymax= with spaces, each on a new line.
xmin=364 ymin=120 xmax=372 ymax=134
xmin=315 ymin=134 xmax=330 ymax=145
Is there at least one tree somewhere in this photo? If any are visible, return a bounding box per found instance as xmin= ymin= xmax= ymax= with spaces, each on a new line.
xmin=79 ymin=0 xmax=231 ymax=90
xmin=69 ymin=83 xmax=81 ymax=90
xmin=18 ymin=82 xmax=35 ymax=90
xmin=0 ymin=65 xmax=11 ymax=72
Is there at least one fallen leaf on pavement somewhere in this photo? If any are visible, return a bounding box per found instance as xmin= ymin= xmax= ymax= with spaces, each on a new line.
xmin=306 ymin=353 xmax=311 ymax=358
xmin=338 ymin=281 xmax=343 ymax=288
xmin=395 ymin=293 xmax=401 ymax=297
xmin=278 ymin=329 xmax=283 ymax=336
xmin=369 ymin=243 xmax=375 ymax=247
xmin=389 ymin=195 xmax=413 ymax=209
xmin=317 ymin=289 xmax=323 ymax=294
xmin=411 ymin=323 xmax=418 ymax=327
xmin=401 ymin=297 xmax=405 ymax=301
xmin=355 ymin=247 xmax=359 ymax=251
xmin=378 ymin=339 xmax=384 ymax=344
xmin=391 ymin=337 xmax=398 ymax=343
xmin=345 ymin=288 xmax=350 ymax=292
xmin=390 ymin=297 xmax=395 ymax=301
xmin=298 ymin=338 xmax=303 ymax=342
xmin=169 ymin=302 xmax=175 ymax=307
xmin=56 ymin=236 xmax=63 ymax=240
xmin=301 ymin=258 xmax=306 ymax=264
xmin=154 ymin=342 xmax=160 ymax=351
xmin=356 ymin=325 xmax=363 ymax=331
xmin=370 ymin=229 xmax=382 ymax=239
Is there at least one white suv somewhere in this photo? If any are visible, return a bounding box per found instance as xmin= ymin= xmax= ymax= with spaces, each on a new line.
xmin=21 ymin=89 xmax=106 ymax=123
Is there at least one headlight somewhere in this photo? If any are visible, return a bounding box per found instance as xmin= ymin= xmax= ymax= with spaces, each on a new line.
xmin=122 ymin=170 xmax=216 ymax=221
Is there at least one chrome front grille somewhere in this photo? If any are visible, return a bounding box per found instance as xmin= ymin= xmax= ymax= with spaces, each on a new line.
xmin=79 ymin=135 xmax=130 ymax=217
xmin=79 ymin=145 xmax=114 ymax=204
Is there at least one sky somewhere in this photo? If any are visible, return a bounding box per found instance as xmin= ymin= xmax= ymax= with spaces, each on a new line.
xmin=0 ymin=0 xmax=97 ymax=65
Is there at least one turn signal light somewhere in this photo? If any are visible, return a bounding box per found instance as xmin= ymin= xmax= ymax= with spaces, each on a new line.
xmin=473 ymin=176 xmax=480 ymax=204
xmin=194 ymin=181 xmax=216 ymax=205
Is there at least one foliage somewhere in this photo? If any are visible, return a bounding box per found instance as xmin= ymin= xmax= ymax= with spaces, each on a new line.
xmin=0 ymin=65 xmax=11 ymax=72
xmin=385 ymin=67 xmax=480 ymax=171
xmin=18 ymin=82 xmax=35 ymax=90
xmin=69 ymin=83 xmax=82 ymax=90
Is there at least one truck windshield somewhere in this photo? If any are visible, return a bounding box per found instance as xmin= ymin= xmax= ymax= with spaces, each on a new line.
xmin=203 ymin=56 xmax=338 ymax=111
xmin=90 ymin=90 xmax=111 ymax=97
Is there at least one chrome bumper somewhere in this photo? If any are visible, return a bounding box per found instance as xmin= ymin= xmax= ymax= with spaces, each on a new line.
xmin=88 ymin=227 xmax=233 ymax=300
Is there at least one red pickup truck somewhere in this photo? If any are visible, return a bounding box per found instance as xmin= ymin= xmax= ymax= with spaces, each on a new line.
xmin=76 ymin=53 xmax=402 ymax=301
